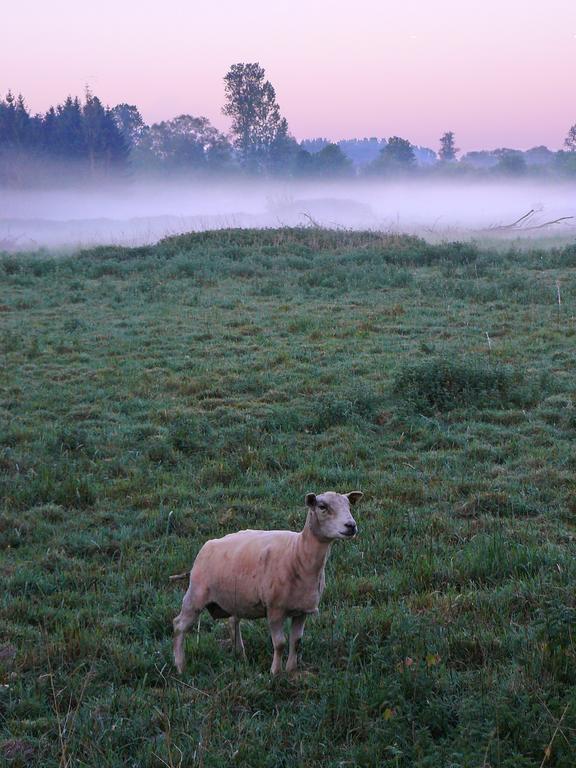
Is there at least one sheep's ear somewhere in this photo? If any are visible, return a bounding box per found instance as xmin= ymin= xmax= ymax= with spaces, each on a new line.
xmin=346 ymin=491 xmax=363 ymax=505
xmin=305 ymin=493 xmax=317 ymax=508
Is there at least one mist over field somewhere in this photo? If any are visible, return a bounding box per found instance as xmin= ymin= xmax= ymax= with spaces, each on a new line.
xmin=1 ymin=178 xmax=575 ymax=250
xmin=5 ymin=0 xmax=576 ymax=762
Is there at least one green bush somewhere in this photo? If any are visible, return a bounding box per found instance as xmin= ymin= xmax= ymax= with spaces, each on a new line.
xmin=393 ymin=357 xmax=539 ymax=413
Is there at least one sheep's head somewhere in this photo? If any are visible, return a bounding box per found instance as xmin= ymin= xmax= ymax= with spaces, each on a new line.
xmin=305 ymin=491 xmax=363 ymax=541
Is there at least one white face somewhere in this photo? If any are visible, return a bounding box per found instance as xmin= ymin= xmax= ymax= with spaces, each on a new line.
xmin=306 ymin=491 xmax=363 ymax=541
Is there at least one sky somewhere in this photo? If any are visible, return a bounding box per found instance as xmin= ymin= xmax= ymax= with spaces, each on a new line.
xmin=2 ymin=0 xmax=576 ymax=152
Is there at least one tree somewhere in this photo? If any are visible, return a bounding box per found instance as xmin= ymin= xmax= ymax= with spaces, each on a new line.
xmin=565 ymin=124 xmax=576 ymax=152
xmin=369 ymin=136 xmax=416 ymax=174
xmin=300 ymin=138 xmax=330 ymax=154
xmin=292 ymin=143 xmax=353 ymax=178
xmin=111 ymin=104 xmax=147 ymax=148
xmin=223 ymin=62 xmax=293 ymax=173
xmin=555 ymin=150 xmax=576 ymax=176
xmin=53 ymin=96 xmax=87 ymax=160
xmin=0 ymin=89 xmax=131 ymax=185
xmin=0 ymin=92 xmax=17 ymax=149
xmin=0 ymin=92 xmax=35 ymax=149
xmin=268 ymin=128 xmax=298 ymax=175
xmin=41 ymin=107 xmax=58 ymax=154
xmin=13 ymin=95 xmax=33 ymax=147
xmin=293 ymin=148 xmax=314 ymax=177
xmin=460 ymin=150 xmax=498 ymax=169
xmin=83 ymin=92 xmax=110 ymax=172
xmin=494 ymin=149 xmax=526 ymax=176
xmin=82 ymin=91 xmax=129 ymax=174
xmin=101 ymin=107 xmax=131 ymax=170
xmin=524 ymin=146 xmax=554 ymax=166
xmin=140 ymin=115 xmax=231 ymax=172
xmin=312 ymin=143 xmax=353 ymax=177
xmin=0 ymin=93 xmax=41 ymax=185
xmin=414 ymin=146 xmax=437 ymax=166
xmin=439 ymin=131 xmax=458 ymax=161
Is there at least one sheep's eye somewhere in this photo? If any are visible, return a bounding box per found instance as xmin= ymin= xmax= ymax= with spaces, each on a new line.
xmin=317 ymin=503 xmax=328 ymax=513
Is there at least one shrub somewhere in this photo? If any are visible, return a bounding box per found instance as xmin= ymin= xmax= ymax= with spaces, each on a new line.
xmin=393 ymin=357 xmax=539 ymax=413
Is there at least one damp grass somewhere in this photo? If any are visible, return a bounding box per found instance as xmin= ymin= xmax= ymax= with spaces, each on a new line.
xmin=1 ymin=228 xmax=576 ymax=766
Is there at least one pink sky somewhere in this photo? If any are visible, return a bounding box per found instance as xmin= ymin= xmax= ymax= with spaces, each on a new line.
xmin=2 ymin=0 xmax=575 ymax=151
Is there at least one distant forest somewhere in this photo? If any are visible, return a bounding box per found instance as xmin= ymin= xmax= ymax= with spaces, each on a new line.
xmin=1 ymin=63 xmax=576 ymax=186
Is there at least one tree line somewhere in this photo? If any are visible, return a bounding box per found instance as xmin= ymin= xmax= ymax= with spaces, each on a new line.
xmin=0 ymin=91 xmax=130 ymax=185
xmin=1 ymin=63 xmax=576 ymax=186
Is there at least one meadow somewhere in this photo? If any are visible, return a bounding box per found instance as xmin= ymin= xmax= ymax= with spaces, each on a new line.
xmin=1 ymin=228 xmax=575 ymax=767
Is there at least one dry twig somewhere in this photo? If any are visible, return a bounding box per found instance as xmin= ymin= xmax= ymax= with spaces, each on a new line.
xmin=482 ymin=209 xmax=574 ymax=233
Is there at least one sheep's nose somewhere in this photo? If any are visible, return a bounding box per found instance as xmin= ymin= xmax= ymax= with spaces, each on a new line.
xmin=345 ymin=521 xmax=357 ymax=535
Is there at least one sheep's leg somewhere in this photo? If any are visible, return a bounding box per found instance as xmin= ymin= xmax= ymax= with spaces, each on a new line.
xmin=229 ymin=617 xmax=246 ymax=658
xmin=173 ymin=587 xmax=202 ymax=674
xmin=286 ymin=615 xmax=307 ymax=673
xmin=268 ymin=611 xmax=286 ymax=675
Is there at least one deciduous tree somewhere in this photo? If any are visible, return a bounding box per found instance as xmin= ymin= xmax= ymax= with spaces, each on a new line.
xmin=565 ymin=124 xmax=576 ymax=152
xmin=140 ymin=115 xmax=231 ymax=171
xmin=223 ymin=63 xmax=294 ymax=173
xmin=439 ymin=131 xmax=458 ymax=161
xmin=369 ymin=136 xmax=416 ymax=174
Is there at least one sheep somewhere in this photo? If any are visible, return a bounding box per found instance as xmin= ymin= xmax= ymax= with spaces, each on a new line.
xmin=172 ymin=490 xmax=363 ymax=675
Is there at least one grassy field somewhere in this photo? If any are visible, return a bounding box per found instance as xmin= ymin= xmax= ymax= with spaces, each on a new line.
xmin=1 ymin=228 xmax=576 ymax=767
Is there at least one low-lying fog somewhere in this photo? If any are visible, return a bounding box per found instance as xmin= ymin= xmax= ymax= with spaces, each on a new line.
xmin=1 ymin=179 xmax=575 ymax=251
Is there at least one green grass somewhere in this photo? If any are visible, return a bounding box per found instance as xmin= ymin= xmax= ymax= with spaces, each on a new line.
xmin=1 ymin=227 xmax=576 ymax=767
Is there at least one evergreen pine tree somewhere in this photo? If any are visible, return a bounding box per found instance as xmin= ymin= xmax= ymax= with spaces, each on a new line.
xmin=82 ymin=92 xmax=130 ymax=174
xmin=0 ymin=92 xmax=17 ymax=147
xmin=82 ymin=91 xmax=109 ymax=172
xmin=103 ymin=107 xmax=130 ymax=170
xmin=54 ymin=97 xmax=87 ymax=160
xmin=13 ymin=94 xmax=32 ymax=147
xmin=41 ymin=107 xmax=58 ymax=154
